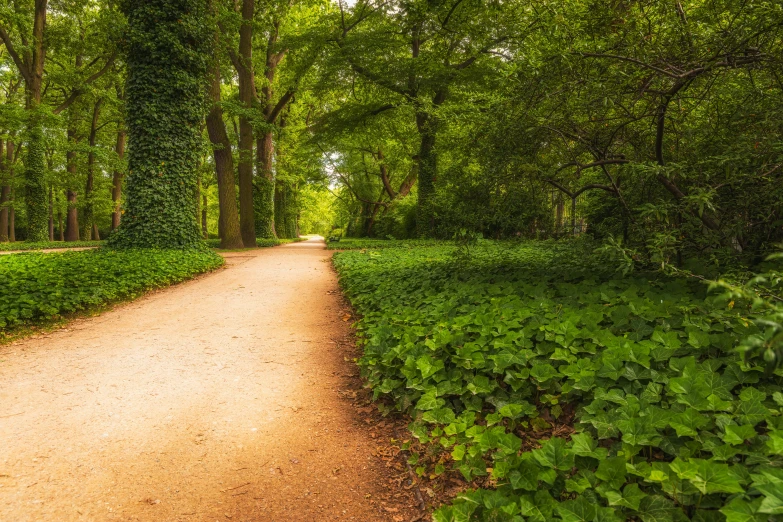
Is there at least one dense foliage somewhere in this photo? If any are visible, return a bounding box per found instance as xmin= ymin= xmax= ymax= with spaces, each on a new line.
xmin=334 ymin=241 xmax=783 ymax=522
xmin=0 ymin=248 xmax=223 ymax=330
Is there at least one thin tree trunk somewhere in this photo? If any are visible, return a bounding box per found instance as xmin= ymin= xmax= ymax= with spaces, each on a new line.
xmin=48 ymin=184 xmax=54 ymax=240
xmin=235 ymin=0 xmax=257 ymax=246
xmin=0 ymin=140 xmax=8 ymax=242
xmin=202 ymin=193 xmax=208 ymax=238
xmin=255 ymin=131 xmax=276 ymax=238
xmin=9 ymin=189 xmax=15 ymax=242
xmin=65 ymin=117 xmax=80 ymax=241
xmin=57 ymin=202 xmax=64 ymax=241
xmin=82 ymin=99 xmax=103 ymax=240
xmin=205 ymin=21 xmax=243 ymax=249
xmin=111 ymin=127 xmax=126 ymax=230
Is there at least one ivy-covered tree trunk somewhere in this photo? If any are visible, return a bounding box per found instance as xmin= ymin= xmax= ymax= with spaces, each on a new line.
xmin=274 ymin=180 xmax=298 ymax=239
xmin=25 ymin=111 xmax=48 ymax=242
xmin=22 ymin=0 xmax=49 ymax=242
xmin=110 ymin=0 xmax=210 ymax=249
xmin=255 ymin=132 xmax=276 ymax=238
xmin=415 ymin=90 xmax=446 ymax=238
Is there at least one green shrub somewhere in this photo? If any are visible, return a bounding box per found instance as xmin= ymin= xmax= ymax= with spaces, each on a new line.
xmin=0 ymin=248 xmax=223 ymax=330
xmin=333 ymin=241 xmax=783 ymax=522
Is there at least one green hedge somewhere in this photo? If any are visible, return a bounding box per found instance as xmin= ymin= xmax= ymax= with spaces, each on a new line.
xmin=0 ymin=248 xmax=223 ymax=330
xmin=0 ymin=241 xmax=104 ymax=252
xmin=333 ymin=241 xmax=783 ymax=522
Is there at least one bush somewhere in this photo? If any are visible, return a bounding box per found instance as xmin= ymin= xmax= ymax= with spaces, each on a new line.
xmin=0 ymin=248 xmax=223 ymax=330
xmin=334 ymin=241 xmax=783 ymax=522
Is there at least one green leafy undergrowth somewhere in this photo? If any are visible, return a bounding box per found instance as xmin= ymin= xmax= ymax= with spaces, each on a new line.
xmin=204 ymin=237 xmax=304 ymax=249
xmin=333 ymin=241 xmax=783 ymax=522
xmin=0 ymin=248 xmax=223 ymax=330
xmin=0 ymin=240 xmax=104 ymax=252
xmin=327 ymin=238 xmax=449 ymax=250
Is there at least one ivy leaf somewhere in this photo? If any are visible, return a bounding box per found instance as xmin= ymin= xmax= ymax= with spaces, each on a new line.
xmin=570 ymin=432 xmax=609 ymax=460
xmin=720 ymin=497 xmax=765 ymax=522
xmin=595 ymin=456 xmax=627 ymax=490
xmin=669 ymin=458 xmax=744 ymax=494
xmin=416 ymin=390 xmax=444 ymax=411
xmin=532 ymin=437 xmax=574 ymax=470
xmin=637 ymin=495 xmax=679 ymax=522
xmin=605 ymin=483 xmax=647 ymax=511
xmin=422 ymin=408 xmax=456 ymax=424
xmin=669 ymin=408 xmax=709 ymax=437
xmin=556 ymin=496 xmax=596 ymax=522
xmin=722 ymin=424 xmax=757 ymax=445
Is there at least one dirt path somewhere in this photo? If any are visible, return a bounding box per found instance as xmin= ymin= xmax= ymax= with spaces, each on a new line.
xmin=0 ymin=238 xmax=416 ymax=522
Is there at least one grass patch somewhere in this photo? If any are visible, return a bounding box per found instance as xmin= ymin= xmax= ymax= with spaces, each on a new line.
xmin=333 ymin=240 xmax=783 ymax=522
xmin=0 ymin=248 xmax=224 ymax=334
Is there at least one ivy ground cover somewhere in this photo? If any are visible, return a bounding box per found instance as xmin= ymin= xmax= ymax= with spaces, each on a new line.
xmin=333 ymin=241 xmax=783 ymax=522
xmin=0 ymin=240 xmax=104 ymax=252
xmin=0 ymin=248 xmax=223 ymax=331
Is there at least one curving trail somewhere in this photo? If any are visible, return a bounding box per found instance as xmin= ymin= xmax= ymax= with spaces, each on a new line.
xmin=0 ymin=238 xmax=411 ymax=521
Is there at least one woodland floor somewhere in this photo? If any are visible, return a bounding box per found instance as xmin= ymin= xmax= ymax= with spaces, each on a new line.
xmin=0 ymin=238 xmax=420 ymax=522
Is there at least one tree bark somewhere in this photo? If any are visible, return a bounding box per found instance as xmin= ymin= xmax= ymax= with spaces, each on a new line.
xmin=111 ymin=127 xmax=126 ymax=230
xmin=235 ymin=0 xmax=257 ymax=246
xmin=0 ymin=140 xmax=8 ymax=242
xmin=415 ymin=90 xmax=447 ymax=237
xmin=82 ymin=99 xmax=103 ymax=240
xmin=24 ymin=0 xmax=50 ymax=241
xmin=57 ymin=202 xmax=64 ymax=241
xmin=48 ymin=184 xmax=54 ymax=240
xmin=205 ymin=34 xmax=243 ymax=249
xmin=202 ymin=193 xmax=208 ymax=238
xmin=9 ymin=188 xmax=15 ymax=242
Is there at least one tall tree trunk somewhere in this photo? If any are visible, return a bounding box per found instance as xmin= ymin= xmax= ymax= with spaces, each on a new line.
xmin=0 ymin=140 xmax=8 ymax=242
xmin=415 ymin=90 xmax=446 ymax=237
xmin=82 ymin=99 xmax=103 ymax=240
xmin=206 ymin=28 xmax=243 ymax=250
xmin=48 ymin=184 xmax=54 ymax=241
xmin=23 ymin=0 xmax=50 ymax=242
xmin=64 ymin=113 xmax=80 ymax=241
xmin=202 ymin=193 xmax=208 ymax=238
xmin=255 ymin=131 xmax=276 ymax=238
xmin=255 ymin=20 xmax=285 ymax=239
xmin=235 ymin=0 xmax=257 ymax=246
xmin=111 ymin=126 xmax=126 ymax=230
xmin=57 ymin=202 xmax=64 ymax=241
xmin=65 ymin=190 xmax=79 ymax=241
xmin=110 ymin=0 xmax=209 ymax=248
xmin=9 ymin=188 xmax=15 ymax=242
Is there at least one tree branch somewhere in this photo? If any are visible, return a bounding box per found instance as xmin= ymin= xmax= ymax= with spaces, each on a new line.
xmin=0 ymin=26 xmax=32 ymax=85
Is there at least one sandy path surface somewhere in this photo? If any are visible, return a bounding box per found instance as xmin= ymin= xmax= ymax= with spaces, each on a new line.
xmin=0 ymin=238 xmax=413 ymax=522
